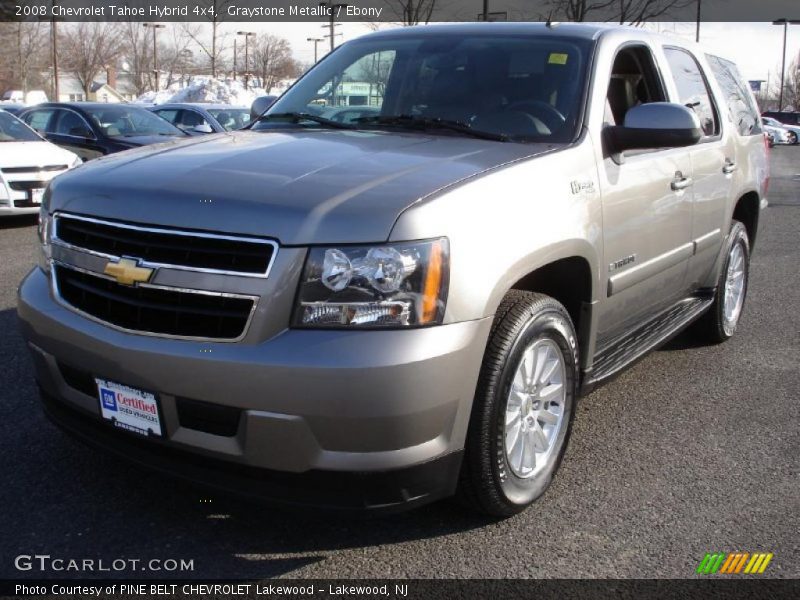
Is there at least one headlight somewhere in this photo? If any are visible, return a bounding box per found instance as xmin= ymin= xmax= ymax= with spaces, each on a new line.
xmin=37 ymin=204 xmax=52 ymax=274
xmin=294 ymin=238 xmax=449 ymax=328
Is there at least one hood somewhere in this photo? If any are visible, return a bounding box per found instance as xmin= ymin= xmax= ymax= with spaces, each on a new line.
xmin=0 ymin=141 xmax=77 ymax=168
xmin=50 ymin=130 xmax=556 ymax=244
xmin=112 ymin=134 xmax=188 ymax=147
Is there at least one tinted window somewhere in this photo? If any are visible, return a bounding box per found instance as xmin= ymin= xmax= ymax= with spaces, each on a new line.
xmin=23 ymin=109 xmax=56 ymax=133
xmin=257 ymin=35 xmax=594 ymax=142
xmin=153 ymin=109 xmax=180 ymax=125
xmin=54 ymin=110 xmax=93 ymax=137
xmin=664 ymin=47 xmax=719 ymax=137
xmin=0 ymin=110 xmax=41 ymax=142
xmin=82 ymin=105 xmax=183 ymax=137
xmin=179 ymin=109 xmax=208 ymax=128
xmin=207 ymin=108 xmax=251 ymax=130
xmin=706 ymin=54 xmax=762 ymax=136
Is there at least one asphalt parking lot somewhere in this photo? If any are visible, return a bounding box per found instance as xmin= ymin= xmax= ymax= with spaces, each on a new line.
xmin=1 ymin=147 xmax=797 ymax=580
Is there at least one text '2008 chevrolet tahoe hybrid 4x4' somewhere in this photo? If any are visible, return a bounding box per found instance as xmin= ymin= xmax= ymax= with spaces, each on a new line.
xmin=18 ymin=24 xmax=767 ymax=516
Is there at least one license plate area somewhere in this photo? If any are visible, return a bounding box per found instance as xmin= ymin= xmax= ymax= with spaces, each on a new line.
xmin=30 ymin=188 xmax=44 ymax=205
xmin=96 ymin=378 xmax=163 ymax=437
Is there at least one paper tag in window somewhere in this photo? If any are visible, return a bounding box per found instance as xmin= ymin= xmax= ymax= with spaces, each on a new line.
xmin=548 ymin=53 xmax=569 ymax=65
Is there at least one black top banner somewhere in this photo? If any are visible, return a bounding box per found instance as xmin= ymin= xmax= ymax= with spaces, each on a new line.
xmin=2 ymin=0 xmax=800 ymax=23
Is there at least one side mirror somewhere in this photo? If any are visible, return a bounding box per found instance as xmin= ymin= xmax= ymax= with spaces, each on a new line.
xmin=68 ymin=126 xmax=94 ymax=139
xmin=193 ymin=123 xmax=213 ymax=134
xmin=605 ymin=102 xmax=702 ymax=156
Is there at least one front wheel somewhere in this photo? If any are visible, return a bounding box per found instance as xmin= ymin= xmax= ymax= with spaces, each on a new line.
xmin=457 ymin=291 xmax=578 ymax=517
xmin=694 ymin=220 xmax=750 ymax=343
xmin=788 ymin=131 xmax=799 ymax=145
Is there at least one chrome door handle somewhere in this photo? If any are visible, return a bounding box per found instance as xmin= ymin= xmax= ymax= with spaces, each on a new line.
xmin=671 ymin=175 xmax=693 ymax=191
xmin=722 ymin=161 xmax=738 ymax=175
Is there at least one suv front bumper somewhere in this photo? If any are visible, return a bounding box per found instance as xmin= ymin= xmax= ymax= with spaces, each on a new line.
xmin=18 ymin=268 xmax=491 ymax=511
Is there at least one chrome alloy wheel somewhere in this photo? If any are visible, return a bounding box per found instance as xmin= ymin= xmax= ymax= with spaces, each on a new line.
xmin=722 ymin=241 xmax=746 ymax=334
xmin=504 ymin=339 xmax=566 ymax=479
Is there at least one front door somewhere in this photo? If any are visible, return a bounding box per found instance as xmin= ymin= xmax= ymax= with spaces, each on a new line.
xmin=595 ymin=44 xmax=694 ymax=342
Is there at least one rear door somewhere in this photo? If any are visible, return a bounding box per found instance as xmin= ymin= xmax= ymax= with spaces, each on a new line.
xmin=662 ymin=47 xmax=731 ymax=290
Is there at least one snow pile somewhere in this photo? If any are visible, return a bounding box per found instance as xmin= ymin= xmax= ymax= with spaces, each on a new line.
xmin=135 ymin=78 xmax=266 ymax=107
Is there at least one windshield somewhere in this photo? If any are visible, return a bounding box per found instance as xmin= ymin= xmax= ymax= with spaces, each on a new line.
xmin=83 ymin=105 xmax=184 ymax=138
xmin=207 ymin=108 xmax=251 ymax=131
xmin=0 ymin=110 xmax=41 ymax=142
xmin=254 ymin=33 xmax=593 ymax=142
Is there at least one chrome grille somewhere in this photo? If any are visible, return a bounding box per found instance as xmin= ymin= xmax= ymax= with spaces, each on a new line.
xmin=54 ymin=213 xmax=277 ymax=277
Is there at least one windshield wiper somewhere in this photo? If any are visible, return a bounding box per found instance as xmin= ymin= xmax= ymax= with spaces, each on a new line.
xmin=257 ymin=112 xmax=354 ymax=130
xmin=354 ymin=114 xmax=509 ymax=142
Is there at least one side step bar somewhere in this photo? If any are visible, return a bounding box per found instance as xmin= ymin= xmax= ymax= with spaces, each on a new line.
xmin=582 ymin=295 xmax=714 ymax=392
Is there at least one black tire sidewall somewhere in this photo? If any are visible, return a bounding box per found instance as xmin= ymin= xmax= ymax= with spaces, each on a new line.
xmin=491 ymin=308 xmax=578 ymax=509
xmin=715 ymin=223 xmax=750 ymax=339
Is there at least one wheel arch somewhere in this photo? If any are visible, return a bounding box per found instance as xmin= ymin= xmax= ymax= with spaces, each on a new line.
xmin=732 ymin=191 xmax=760 ymax=250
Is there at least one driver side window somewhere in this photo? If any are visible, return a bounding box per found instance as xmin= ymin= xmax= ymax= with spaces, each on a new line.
xmin=605 ymin=46 xmax=667 ymax=127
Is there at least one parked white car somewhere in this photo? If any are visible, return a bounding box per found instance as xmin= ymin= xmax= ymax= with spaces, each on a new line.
xmin=762 ymin=116 xmax=800 ymax=145
xmin=760 ymin=118 xmax=791 ymax=146
xmin=0 ymin=109 xmax=80 ymax=216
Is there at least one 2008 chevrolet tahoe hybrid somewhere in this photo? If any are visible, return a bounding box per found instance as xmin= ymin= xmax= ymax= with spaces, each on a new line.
xmin=18 ymin=24 xmax=768 ymax=516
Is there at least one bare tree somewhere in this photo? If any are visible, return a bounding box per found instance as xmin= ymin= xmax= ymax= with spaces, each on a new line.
xmin=381 ymin=0 xmax=438 ymax=25
xmin=60 ymin=22 xmax=124 ymax=96
xmin=0 ymin=23 xmax=50 ymax=94
xmin=122 ymin=22 xmax=152 ymax=96
xmin=251 ymin=33 xmax=300 ymax=93
xmin=181 ymin=1 xmax=232 ymax=78
xmin=544 ymin=0 xmax=693 ymax=25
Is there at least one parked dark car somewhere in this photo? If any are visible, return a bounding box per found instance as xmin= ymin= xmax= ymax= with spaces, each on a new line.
xmin=18 ymin=102 xmax=188 ymax=161
xmin=0 ymin=103 xmax=28 ymax=116
xmin=149 ymin=103 xmax=252 ymax=134
xmin=761 ymin=110 xmax=800 ymax=126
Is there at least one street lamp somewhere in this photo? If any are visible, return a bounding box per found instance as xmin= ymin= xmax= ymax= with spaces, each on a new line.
xmin=319 ymin=2 xmax=348 ymax=52
xmin=142 ymin=23 xmax=166 ymax=91
xmin=773 ymin=19 xmax=800 ymax=112
xmin=237 ymin=31 xmax=256 ymax=90
xmin=307 ymin=37 xmax=325 ymax=63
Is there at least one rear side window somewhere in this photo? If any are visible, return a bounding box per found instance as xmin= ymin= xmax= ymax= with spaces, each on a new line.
xmin=664 ymin=47 xmax=719 ymax=138
xmin=706 ymin=54 xmax=762 ymax=136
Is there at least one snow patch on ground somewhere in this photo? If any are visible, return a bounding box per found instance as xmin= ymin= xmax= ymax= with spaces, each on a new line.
xmin=135 ymin=78 xmax=265 ymax=107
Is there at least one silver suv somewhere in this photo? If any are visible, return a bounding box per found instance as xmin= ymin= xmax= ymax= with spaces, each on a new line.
xmin=18 ymin=24 xmax=768 ymax=516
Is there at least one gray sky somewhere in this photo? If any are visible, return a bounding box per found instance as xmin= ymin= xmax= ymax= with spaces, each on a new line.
xmin=236 ymin=21 xmax=800 ymax=86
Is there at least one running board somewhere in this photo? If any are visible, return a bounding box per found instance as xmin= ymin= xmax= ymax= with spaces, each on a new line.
xmin=582 ymin=295 xmax=714 ymax=391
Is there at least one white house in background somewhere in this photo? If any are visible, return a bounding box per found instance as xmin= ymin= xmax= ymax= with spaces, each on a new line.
xmin=55 ymin=68 xmax=139 ymax=103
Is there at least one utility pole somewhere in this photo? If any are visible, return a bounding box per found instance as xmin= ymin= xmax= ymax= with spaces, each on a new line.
xmin=307 ymin=37 xmax=324 ymax=63
xmin=51 ymin=5 xmax=59 ymax=101
xmin=143 ymin=23 xmax=166 ymax=91
xmin=237 ymin=31 xmax=256 ymax=90
xmin=319 ymin=2 xmax=348 ymax=52
xmin=695 ymin=0 xmax=701 ymax=42
xmin=233 ymin=39 xmax=237 ymax=80
xmin=482 ymin=0 xmax=489 ymax=21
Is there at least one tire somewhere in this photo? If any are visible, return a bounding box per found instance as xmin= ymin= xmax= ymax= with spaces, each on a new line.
xmin=789 ymin=131 xmax=799 ymax=145
xmin=457 ymin=291 xmax=578 ymax=517
xmin=694 ymin=220 xmax=750 ymax=344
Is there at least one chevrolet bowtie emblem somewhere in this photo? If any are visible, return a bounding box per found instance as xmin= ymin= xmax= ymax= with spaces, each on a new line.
xmin=103 ymin=258 xmax=153 ymax=286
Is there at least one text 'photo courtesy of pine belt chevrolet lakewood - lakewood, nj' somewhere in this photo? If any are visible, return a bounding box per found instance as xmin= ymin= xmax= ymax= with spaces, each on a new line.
xmin=17 ymin=22 xmax=768 ymax=516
